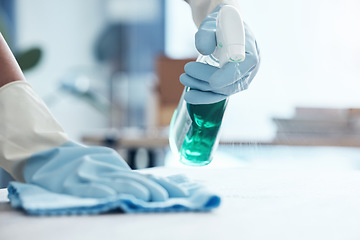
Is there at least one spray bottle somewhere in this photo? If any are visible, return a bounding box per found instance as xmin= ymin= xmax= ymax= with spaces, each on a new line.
xmin=169 ymin=5 xmax=246 ymax=166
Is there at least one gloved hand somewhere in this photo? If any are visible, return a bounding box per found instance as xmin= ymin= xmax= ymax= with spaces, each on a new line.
xmin=1 ymin=81 xmax=189 ymax=202
xmin=23 ymin=142 xmax=189 ymax=201
xmin=180 ymin=5 xmax=260 ymax=104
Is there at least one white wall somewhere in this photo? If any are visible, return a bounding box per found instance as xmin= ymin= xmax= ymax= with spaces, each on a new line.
xmin=16 ymin=0 xmax=108 ymax=141
xmin=225 ymin=0 xmax=360 ymax=141
xmin=165 ymin=0 xmax=197 ymax=59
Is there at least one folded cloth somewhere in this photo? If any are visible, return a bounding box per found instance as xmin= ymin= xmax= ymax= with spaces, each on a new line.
xmin=7 ymin=176 xmax=221 ymax=215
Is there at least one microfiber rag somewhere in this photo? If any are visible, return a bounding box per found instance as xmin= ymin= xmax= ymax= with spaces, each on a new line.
xmin=7 ymin=179 xmax=221 ymax=215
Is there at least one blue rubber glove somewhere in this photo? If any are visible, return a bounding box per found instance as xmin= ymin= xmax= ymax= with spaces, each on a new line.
xmin=23 ymin=142 xmax=188 ymax=201
xmin=2 ymin=82 xmax=219 ymax=212
xmin=180 ymin=5 xmax=260 ymax=104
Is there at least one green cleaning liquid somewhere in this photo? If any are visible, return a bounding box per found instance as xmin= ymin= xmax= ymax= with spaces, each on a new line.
xmin=180 ymin=96 xmax=228 ymax=165
xmin=169 ymin=86 xmax=228 ymax=166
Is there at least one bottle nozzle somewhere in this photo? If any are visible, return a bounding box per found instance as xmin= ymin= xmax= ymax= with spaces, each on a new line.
xmin=214 ymin=5 xmax=246 ymax=68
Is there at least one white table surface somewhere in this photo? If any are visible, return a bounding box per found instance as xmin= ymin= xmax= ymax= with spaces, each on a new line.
xmin=1 ymin=145 xmax=360 ymax=240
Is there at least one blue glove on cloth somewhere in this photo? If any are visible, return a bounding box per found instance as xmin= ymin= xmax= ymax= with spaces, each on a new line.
xmin=7 ymin=142 xmax=220 ymax=215
xmin=1 ymin=81 xmax=221 ymax=215
xmin=180 ymin=5 xmax=260 ymax=104
xmin=7 ymin=175 xmax=220 ymax=215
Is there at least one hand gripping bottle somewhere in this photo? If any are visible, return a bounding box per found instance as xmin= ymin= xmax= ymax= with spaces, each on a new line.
xmin=169 ymin=5 xmax=246 ymax=166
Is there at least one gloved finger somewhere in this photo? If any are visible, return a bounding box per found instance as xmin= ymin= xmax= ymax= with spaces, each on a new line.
xmin=209 ymin=62 xmax=242 ymax=89
xmin=90 ymin=147 xmax=132 ymax=170
xmin=76 ymin=161 xmax=168 ymax=201
xmin=64 ymin=178 xmax=151 ymax=201
xmin=164 ymin=174 xmax=203 ymax=195
xmin=106 ymin=171 xmax=169 ymax=202
xmin=243 ymin=39 xmax=261 ymax=83
xmin=106 ymin=179 xmax=151 ymax=201
xmin=180 ymin=73 xmax=212 ymax=92
xmin=184 ymin=62 xmax=218 ymax=82
xmin=242 ymin=23 xmax=260 ymax=64
xmin=213 ymin=73 xmax=251 ymax=96
xmin=63 ymin=181 xmax=117 ymax=198
xmin=241 ymin=23 xmax=261 ymax=75
xmin=146 ymin=175 xmax=189 ymax=198
xmin=77 ymin=158 xmax=130 ymax=179
xmin=244 ymin=22 xmax=259 ymax=56
xmin=73 ymin=165 xmax=151 ymax=200
xmin=74 ymin=146 xmax=132 ymax=171
xmin=195 ymin=11 xmax=218 ymax=55
xmin=209 ymin=59 xmax=257 ymax=89
xmin=184 ymin=89 xmax=228 ymax=105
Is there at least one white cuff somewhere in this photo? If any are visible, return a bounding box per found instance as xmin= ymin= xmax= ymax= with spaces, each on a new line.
xmin=0 ymin=81 xmax=69 ymax=181
xmin=187 ymin=0 xmax=242 ymax=28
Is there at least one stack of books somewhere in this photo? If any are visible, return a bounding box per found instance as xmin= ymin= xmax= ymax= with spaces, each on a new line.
xmin=272 ymin=107 xmax=360 ymax=146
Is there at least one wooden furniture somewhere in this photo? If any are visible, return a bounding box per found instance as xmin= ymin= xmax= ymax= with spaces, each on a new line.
xmin=155 ymin=55 xmax=195 ymax=126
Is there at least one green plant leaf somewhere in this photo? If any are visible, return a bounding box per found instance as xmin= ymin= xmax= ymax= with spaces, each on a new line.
xmin=15 ymin=47 xmax=42 ymax=71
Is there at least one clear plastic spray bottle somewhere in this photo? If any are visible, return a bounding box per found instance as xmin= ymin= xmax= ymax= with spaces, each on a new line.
xmin=169 ymin=5 xmax=246 ymax=166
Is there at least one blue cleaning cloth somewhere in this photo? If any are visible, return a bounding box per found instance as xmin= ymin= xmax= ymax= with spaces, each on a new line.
xmin=7 ymin=180 xmax=221 ymax=215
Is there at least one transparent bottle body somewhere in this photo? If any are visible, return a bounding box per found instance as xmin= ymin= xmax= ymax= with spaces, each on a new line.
xmin=169 ymin=55 xmax=228 ymax=166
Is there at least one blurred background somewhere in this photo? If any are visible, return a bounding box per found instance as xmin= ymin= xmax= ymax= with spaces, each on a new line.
xmin=2 ymin=0 xmax=360 ymax=184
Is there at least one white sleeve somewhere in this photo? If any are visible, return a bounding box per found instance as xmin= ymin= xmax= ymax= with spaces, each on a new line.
xmin=0 ymin=81 xmax=69 ymax=182
xmin=187 ymin=0 xmax=242 ymax=28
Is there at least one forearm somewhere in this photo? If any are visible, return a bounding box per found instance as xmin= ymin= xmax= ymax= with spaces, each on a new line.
xmin=0 ymin=32 xmax=25 ymax=88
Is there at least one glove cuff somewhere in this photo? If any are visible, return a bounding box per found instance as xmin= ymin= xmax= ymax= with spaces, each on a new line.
xmin=0 ymin=81 xmax=68 ymax=181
